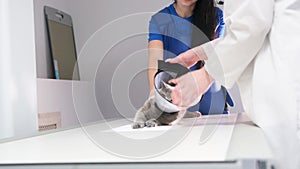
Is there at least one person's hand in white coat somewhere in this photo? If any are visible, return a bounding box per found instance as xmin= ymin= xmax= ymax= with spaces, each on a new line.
xmin=166 ymin=47 xmax=211 ymax=107
xmin=168 ymin=68 xmax=213 ymax=107
xmin=166 ymin=47 xmax=207 ymax=68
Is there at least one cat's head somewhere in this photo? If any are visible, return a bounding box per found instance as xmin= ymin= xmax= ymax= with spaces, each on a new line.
xmin=159 ymin=81 xmax=174 ymax=102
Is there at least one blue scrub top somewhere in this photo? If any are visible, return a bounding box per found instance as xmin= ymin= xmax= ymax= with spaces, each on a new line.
xmin=149 ymin=4 xmax=225 ymax=64
xmin=148 ymin=4 xmax=233 ymax=115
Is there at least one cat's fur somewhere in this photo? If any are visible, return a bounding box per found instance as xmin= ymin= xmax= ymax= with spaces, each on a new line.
xmin=132 ymin=82 xmax=200 ymax=129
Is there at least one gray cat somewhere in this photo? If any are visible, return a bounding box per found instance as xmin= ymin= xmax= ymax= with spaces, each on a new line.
xmin=132 ymin=82 xmax=200 ymax=129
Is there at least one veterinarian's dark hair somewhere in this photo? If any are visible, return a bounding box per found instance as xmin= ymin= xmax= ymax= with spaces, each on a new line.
xmin=192 ymin=0 xmax=217 ymax=42
xmin=174 ymin=0 xmax=218 ymax=44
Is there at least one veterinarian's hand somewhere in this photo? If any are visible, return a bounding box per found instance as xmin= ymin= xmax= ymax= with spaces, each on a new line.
xmin=169 ymin=68 xmax=214 ymax=107
xmin=166 ymin=46 xmax=207 ymax=68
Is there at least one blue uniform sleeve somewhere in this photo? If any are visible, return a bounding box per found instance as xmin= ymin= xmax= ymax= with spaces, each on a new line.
xmin=215 ymin=7 xmax=225 ymax=38
xmin=148 ymin=16 xmax=163 ymax=42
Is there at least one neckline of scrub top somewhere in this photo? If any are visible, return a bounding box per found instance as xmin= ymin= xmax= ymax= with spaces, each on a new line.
xmin=171 ymin=3 xmax=193 ymax=21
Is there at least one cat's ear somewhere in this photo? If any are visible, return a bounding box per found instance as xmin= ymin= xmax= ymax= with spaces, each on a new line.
xmin=160 ymin=81 xmax=167 ymax=89
xmin=161 ymin=81 xmax=173 ymax=90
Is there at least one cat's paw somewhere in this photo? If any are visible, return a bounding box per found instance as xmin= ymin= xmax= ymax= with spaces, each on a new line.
xmin=183 ymin=111 xmax=201 ymax=118
xmin=132 ymin=122 xmax=145 ymax=129
xmin=145 ymin=119 xmax=158 ymax=127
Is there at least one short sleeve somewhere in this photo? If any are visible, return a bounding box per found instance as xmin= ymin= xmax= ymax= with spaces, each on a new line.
xmin=215 ymin=7 xmax=225 ymax=38
xmin=148 ymin=16 xmax=163 ymax=42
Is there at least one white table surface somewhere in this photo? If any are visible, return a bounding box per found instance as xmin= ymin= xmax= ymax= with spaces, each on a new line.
xmin=0 ymin=113 xmax=272 ymax=164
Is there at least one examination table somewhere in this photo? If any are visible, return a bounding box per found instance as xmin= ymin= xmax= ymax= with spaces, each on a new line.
xmin=0 ymin=113 xmax=272 ymax=169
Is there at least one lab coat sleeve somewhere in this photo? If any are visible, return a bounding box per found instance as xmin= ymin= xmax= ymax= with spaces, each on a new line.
xmin=201 ymin=0 xmax=274 ymax=88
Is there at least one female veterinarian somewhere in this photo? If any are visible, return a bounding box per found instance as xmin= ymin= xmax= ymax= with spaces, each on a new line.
xmin=147 ymin=0 xmax=233 ymax=115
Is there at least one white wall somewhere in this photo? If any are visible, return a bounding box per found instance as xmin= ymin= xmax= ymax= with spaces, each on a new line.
xmin=0 ymin=0 xmax=38 ymax=140
xmin=34 ymin=0 xmax=172 ymax=78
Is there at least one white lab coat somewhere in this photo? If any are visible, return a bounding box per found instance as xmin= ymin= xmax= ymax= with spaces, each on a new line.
xmin=200 ymin=0 xmax=300 ymax=168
